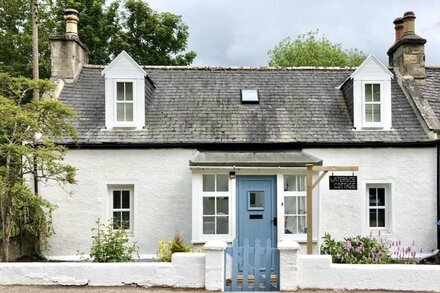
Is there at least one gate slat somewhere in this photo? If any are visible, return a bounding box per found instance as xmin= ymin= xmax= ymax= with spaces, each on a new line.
xmin=264 ymin=239 xmax=272 ymax=290
xmin=243 ymin=239 xmax=249 ymax=290
xmin=231 ymin=241 xmax=239 ymax=291
xmin=254 ymin=239 xmax=261 ymax=291
xmin=274 ymin=249 xmax=280 ymax=290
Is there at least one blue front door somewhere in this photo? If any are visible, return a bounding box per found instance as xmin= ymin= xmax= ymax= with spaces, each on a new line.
xmin=237 ymin=176 xmax=277 ymax=247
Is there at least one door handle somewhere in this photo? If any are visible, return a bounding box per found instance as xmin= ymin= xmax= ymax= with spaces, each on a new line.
xmin=271 ymin=217 xmax=277 ymax=226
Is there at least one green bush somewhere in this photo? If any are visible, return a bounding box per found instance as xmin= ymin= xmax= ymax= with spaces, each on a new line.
xmin=320 ymin=233 xmax=391 ymax=264
xmin=88 ymin=219 xmax=139 ymax=262
xmin=157 ymin=234 xmax=192 ymax=262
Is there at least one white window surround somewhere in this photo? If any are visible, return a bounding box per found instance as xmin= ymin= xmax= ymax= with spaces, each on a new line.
xmin=362 ymin=180 xmax=393 ymax=235
xmin=102 ymin=51 xmax=146 ymax=130
xmin=191 ymin=169 xmax=319 ymax=244
xmin=107 ymin=184 xmax=135 ymax=235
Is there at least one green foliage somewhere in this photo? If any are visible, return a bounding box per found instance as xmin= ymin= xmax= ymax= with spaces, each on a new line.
xmin=157 ymin=234 xmax=192 ymax=262
xmin=0 ymin=0 xmax=196 ymax=78
xmin=320 ymin=233 xmax=391 ymax=264
xmin=268 ymin=30 xmax=367 ymax=67
xmin=0 ymin=73 xmax=76 ymax=261
xmin=88 ymin=219 xmax=138 ymax=262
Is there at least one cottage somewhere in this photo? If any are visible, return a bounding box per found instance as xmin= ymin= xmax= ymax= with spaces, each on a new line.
xmin=41 ymin=10 xmax=440 ymax=260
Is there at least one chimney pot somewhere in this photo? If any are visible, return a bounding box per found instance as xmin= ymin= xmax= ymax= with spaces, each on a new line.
xmin=65 ymin=8 xmax=79 ymax=36
xmin=393 ymin=17 xmax=404 ymax=42
xmin=402 ymin=11 xmax=416 ymax=36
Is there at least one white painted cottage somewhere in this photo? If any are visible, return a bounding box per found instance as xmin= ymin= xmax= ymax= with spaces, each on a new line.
xmin=41 ymin=10 xmax=440 ymax=259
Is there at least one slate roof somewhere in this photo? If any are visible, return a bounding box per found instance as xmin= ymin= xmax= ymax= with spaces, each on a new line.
xmin=423 ymin=67 xmax=440 ymax=123
xmin=59 ymin=65 xmax=430 ymax=146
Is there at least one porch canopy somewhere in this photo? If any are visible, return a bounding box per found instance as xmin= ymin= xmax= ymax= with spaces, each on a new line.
xmin=189 ymin=151 xmax=322 ymax=168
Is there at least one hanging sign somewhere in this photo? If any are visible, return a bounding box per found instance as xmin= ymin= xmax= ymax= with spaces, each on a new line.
xmin=329 ymin=176 xmax=357 ymax=190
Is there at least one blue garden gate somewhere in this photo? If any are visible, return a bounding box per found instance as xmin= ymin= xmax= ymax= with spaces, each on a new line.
xmin=224 ymin=239 xmax=280 ymax=291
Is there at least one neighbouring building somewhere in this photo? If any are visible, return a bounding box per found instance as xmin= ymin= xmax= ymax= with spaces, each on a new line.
xmin=40 ymin=10 xmax=440 ymax=260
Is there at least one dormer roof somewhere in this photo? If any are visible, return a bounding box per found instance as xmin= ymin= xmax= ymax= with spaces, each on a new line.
xmin=101 ymin=50 xmax=147 ymax=77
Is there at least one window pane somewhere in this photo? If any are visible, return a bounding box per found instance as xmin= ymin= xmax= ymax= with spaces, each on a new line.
xmin=298 ymin=197 xmax=306 ymax=214
xmin=125 ymin=82 xmax=133 ymax=101
xmin=369 ymin=188 xmax=377 ymax=206
xmin=298 ymin=216 xmax=307 ymax=233
xmin=249 ymin=191 xmax=264 ymax=209
xmin=369 ymin=209 xmax=377 ymax=227
xmin=365 ymin=104 xmax=373 ymax=122
xmin=113 ymin=211 xmax=121 ymax=229
xmin=373 ymin=104 xmax=381 ymax=122
xmin=117 ymin=104 xmax=124 ymax=121
xmin=217 ymin=216 xmax=229 ymax=234
xmin=297 ymin=175 xmax=306 ymax=191
xmin=284 ymin=175 xmax=297 ymax=191
xmin=284 ymin=216 xmax=297 ymax=234
xmin=217 ymin=197 xmax=228 ymax=215
xmin=203 ymin=175 xmax=215 ymax=192
xmin=373 ymin=84 xmax=381 ymax=102
xmin=377 ymin=188 xmax=385 ymax=206
xmin=203 ymin=216 xmax=215 ymax=234
xmin=122 ymin=211 xmax=130 ymax=229
xmin=216 ymin=175 xmax=228 ymax=191
xmin=203 ymin=197 xmax=215 ymax=215
xmin=285 ymin=197 xmax=297 ymax=214
xmin=365 ymin=84 xmax=372 ymax=102
xmin=122 ymin=190 xmax=130 ymax=209
xmin=125 ymin=104 xmax=133 ymax=121
xmin=113 ymin=191 xmax=121 ymax=209
xmin=116 ymin=82 xmax=124 ymax=101
xmin=378 ymin=209 xmax=385 ymax=227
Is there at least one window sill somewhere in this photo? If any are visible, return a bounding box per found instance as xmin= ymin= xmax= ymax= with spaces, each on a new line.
xmin=353 ymin=127 xmax=393 ymax=131
xmin=192 ymin=237 xmax=234 ymax=244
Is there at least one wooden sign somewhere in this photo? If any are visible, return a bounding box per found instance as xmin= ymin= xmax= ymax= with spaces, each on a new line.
xmin=329 ymin=176 xmax=357 ymax=190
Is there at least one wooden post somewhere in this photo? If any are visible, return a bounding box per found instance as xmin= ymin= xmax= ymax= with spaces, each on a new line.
xmin=306 ymin=164 xmax=313 ymax=254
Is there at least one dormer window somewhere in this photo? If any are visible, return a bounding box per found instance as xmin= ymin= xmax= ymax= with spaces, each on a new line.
xmin=116 ymin=81 xmax=134 ymax=123
xmin=364 ymin=83 xmax=381 ymax=124
xmin=101 ymin=51 xmax=147 ymax=130
xmin=339 ymin=55 xmax=393 ymax=130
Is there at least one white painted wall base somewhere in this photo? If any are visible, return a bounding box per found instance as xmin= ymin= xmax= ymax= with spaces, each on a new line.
xmin=297 ymin=255 xmax=440 ymax=292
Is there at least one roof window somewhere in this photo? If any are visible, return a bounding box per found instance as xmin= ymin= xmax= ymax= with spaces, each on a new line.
xmin=241 ymin=89 xmax=259 ymax=104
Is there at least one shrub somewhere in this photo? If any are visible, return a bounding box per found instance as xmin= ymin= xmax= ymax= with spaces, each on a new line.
xmin=157 ymin=234 xmax=192 ymax=262
xmin=320 ymin=233 xmax=391 ymax=264
xmin=88 ymin=219 xmax=139 ymax=262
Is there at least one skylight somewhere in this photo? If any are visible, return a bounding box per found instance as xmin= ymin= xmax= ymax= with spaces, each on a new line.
xmin=241 ymin=89 xmax=259 ymax=103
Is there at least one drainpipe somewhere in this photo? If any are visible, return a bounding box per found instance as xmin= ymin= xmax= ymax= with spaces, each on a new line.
xmin=437 ymin=142 xmax=440 ymax=249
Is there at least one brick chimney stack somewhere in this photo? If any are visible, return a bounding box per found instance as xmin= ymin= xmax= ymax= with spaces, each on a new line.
xmin=50 ymin=9 xmax=89 ymax=83
xmin=387 ymin=11 xmax=426 ymax=86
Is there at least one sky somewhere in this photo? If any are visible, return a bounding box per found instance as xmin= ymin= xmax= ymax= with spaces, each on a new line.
xmin=147 ymin=0 xmax=440 ymax=67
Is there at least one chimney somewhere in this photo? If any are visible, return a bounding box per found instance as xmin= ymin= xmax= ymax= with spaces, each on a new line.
xmin=387 ymin=11 xmax=426 ymax=86
xmin=50 ymin=9 xmax=89 ymax=83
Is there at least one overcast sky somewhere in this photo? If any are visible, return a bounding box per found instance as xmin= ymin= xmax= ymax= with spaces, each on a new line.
xmin=147 ymin=0 xmax=440 ymax=67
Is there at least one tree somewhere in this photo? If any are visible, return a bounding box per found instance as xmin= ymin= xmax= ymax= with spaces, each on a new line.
xmin=0 ymin=0 xmax=196 ymax=79
xmin=268 ymin=31 xmax=367 ymax=67
xmin=0 ymin=74 xmax=76 ymax=261
xmin=110 ymin=0 xmax=196 ymax=66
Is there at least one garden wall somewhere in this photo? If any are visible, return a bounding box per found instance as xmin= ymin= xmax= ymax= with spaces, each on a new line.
xmin=297 ymin=255 xmax=440 ymax=292
xmin=0 ymin=253 xmax=205 ymax=288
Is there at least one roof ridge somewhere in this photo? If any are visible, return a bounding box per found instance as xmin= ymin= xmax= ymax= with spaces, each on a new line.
xmin=83 ymin=64 xmax=356 ymax=71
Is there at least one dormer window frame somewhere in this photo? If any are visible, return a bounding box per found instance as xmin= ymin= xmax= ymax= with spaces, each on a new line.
xmin=362 ymin=81 xmax=384 ymax=128
xmin=113 ymin=79 xmax=137 ymax=128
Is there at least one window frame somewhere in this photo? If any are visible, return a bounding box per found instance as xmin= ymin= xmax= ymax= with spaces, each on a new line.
xmin=108 ymin=185 xmax=134 ymax=233
xmin=113 ymin=80 xmax=136 ymax=127
xmin=200 ymin=174 xmax=231 ymax=238
xmin=362 ymin=81 xmax=384 ymax=128
xmin=365 ymin=182 xmax=392 ymax=233
xmin=282 ymin=174 xmax=307 ymax=237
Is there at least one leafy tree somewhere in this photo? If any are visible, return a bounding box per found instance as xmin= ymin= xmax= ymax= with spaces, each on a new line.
xmin=268 ymin=30 xmax=367 ymax=67
xmin=0 ymin=74 xmax=76 ymax=261
xmin=110 ymin=0 xmax=196 ymax=65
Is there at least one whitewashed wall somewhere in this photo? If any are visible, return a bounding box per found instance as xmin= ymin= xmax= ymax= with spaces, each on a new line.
xmin=305 ymin=147 xmax=437 ymax=253
xmin=41 ymin=149 xmax=196 ymax=258
xmin=39 ymin=147 xmax=437 ymax=258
